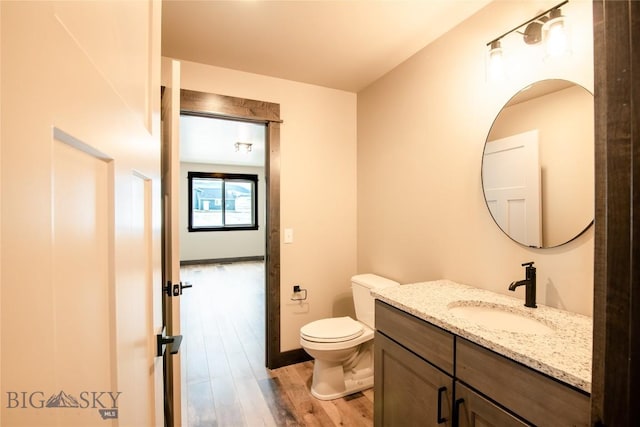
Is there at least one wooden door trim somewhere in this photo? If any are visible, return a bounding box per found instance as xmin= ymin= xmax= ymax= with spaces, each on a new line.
xmin=181 ymin=90 xmax=281 ymax=123
xmin=591 ymin=1 xmax=640 ymax=425
xmin=180 ymin=89 xmax=287 ymax=369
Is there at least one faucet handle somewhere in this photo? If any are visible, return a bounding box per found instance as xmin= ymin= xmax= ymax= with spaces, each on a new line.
xmin=521 ymin=261 xmax=535 ymax=268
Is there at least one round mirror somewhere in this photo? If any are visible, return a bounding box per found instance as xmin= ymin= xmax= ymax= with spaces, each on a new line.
xmin=482 ymin=79 xmax=594 ymax=248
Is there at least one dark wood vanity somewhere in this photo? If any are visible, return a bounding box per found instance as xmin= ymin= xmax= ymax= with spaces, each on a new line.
xmin=374 ymin=301 xmax=590 ymax=426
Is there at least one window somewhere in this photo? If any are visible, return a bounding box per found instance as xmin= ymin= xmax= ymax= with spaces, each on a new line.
xmin=188 ymin=172 xmax=258 ymax=232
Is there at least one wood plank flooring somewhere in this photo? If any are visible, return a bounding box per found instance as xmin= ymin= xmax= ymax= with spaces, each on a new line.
xmin=180 ymin=261 xmax=374 ymax=427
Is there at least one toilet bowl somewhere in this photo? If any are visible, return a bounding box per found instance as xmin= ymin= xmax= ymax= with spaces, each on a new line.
xmin=300 ymin=274 xmax=399 ymax=400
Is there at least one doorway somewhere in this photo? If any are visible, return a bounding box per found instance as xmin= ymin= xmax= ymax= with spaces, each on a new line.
xmin=178 ymin=89 xmax=282 ymax=370
xmin=178 ymin=111 xmax=268 ymax=424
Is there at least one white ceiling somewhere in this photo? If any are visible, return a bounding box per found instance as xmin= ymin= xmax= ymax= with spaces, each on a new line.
xmin=180 ymin=115 xmax=266 ymax=167
xmin=164 ymin=0 xmax=493 ymax=165
xmin=162 ymin=0 xmax=492 ymax=93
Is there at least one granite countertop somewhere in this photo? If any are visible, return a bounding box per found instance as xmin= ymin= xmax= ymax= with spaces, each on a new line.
xmin=371 ymin=279 xmax=593 ymax=393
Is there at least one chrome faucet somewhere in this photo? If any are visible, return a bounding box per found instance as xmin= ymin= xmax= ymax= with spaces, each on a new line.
xmin=509 ymin=262 xmax=537 ymax=308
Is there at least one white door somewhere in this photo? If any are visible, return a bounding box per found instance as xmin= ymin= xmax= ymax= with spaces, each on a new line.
xmin=161 ymin=59 xmax=183 ymax=427
xmin=1 ymin=2 xmax=163 ymax=426
xmin=483 ymin=130 xmax=542 ymax=247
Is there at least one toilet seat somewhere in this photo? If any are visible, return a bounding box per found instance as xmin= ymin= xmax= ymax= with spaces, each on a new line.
xmin=300 ymin=316 xmax=364 ymax=343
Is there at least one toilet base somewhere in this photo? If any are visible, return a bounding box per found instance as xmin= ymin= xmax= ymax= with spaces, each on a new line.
xmin=309 ymin=354 xmax=374 ymax=400
xmin=310 ymin=373 xmax=373 ymax=400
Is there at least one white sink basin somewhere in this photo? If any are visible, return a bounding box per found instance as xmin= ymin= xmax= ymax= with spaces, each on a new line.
xmin=447 ymin=301 xmax=555 ymax=335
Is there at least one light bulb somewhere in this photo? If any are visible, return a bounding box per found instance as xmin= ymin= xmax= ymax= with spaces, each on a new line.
xmin=488 ymin=41 xmax=504 ymax=81
xmin=544 ymin=9 xmax=570 ymax=57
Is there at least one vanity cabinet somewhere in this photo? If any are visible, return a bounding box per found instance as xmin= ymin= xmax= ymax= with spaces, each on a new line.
xmin=374 ymin=300 xmax=590 ymax=427
xmin=375 ymin=301 xmax=455 ymax=426
xmin=375 ymin=332 xmax=453 ymax=426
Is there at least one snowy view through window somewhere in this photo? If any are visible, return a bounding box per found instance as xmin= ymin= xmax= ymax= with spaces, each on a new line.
xmin=189 ymin=174 xmax=257 ymax=230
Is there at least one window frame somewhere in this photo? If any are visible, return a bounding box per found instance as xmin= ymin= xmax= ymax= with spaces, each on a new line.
xmin=187 ymin=171 xmax=259 ymax=232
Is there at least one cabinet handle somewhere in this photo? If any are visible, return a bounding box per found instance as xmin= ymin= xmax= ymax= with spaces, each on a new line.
xmin=453 ymin=398 xmax=464 ymax=427
xmin=437 ymin=386 xmax=448 ymax=424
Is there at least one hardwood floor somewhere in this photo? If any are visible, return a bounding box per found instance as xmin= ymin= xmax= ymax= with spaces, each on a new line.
xmin=180 ymin=261 xmax=374 ymax=426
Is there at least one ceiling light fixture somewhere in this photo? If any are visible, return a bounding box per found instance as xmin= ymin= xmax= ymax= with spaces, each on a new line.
xmin=235 ymin=142 xmax=252 ymax=154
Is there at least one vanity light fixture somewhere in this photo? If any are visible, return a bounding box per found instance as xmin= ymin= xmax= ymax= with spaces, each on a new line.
xmin=234 ymin=142 xmax=252 ymax=153
xmin=486 ymin=0 xmax=570 ymax=77
xmin=543 ymin=7 xmax=570 ymax=57
xmin=487 ymin=40 xmax=504 ymax=81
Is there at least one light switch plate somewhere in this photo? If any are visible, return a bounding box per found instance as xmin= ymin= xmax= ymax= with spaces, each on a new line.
xmin=284 ymin=228 xmax=294 ymax=244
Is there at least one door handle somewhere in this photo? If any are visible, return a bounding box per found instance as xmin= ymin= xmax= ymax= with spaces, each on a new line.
xmin=454 ymin=398 xmax=464 ymax=427
xmin=164 ymin=281 xmax=193 ymax=297
xmin=156 ymin=332 xmax=183 ymax=357
xmin=180 ymin=282 xmax=193 ymax=293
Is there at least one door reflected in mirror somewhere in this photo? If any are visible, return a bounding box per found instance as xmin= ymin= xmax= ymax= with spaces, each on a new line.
xmin=482 ymin=80 xmax=594 ymax=248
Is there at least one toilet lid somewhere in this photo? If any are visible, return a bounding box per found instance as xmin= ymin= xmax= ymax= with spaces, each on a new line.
xmin=300 ymin=317 xmax=364 ymax=343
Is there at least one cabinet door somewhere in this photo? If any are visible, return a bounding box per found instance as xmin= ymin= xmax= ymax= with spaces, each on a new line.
xmin=455 ymin=382 xmax=530 ymax=427
xmin=456 ymin=338 xmax=589 ymax=426
xmin=375 ymin=332 xmax=453 ymax=427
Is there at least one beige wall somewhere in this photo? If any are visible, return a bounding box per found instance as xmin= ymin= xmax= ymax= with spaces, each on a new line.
xmin=179 ymin=162 xmax=266 ymax=261
xmin=357 ymin=0 xmax=594 ymax=315
xmin=162 ymin=58 xmax=358 ymax=351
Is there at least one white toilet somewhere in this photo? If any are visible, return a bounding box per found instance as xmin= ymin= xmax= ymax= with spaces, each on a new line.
xmin=299 ymin=274 xmax=399 ymax=400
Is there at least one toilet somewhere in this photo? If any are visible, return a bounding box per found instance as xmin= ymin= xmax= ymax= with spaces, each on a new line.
xmin=299 ymin=274 xmax=400 ymax=400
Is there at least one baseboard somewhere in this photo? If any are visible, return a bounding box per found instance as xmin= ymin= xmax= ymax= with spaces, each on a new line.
xmin=180 ymin=256 xmax=265 ymax=266
xmin=270 ymin=348 xmax=312 ymax=370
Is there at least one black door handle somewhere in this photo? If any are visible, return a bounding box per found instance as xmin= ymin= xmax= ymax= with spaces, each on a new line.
xmin=164 ymin=281 xmax=193 ymax=297
xmin=454 ymin=398 xmax=464 ymax=427
xmin=156 ymin=333 xmax=183 ymax=357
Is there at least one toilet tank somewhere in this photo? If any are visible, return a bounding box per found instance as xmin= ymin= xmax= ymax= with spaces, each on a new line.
xmin=351 ymin=274 xmax=399 ymax=328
